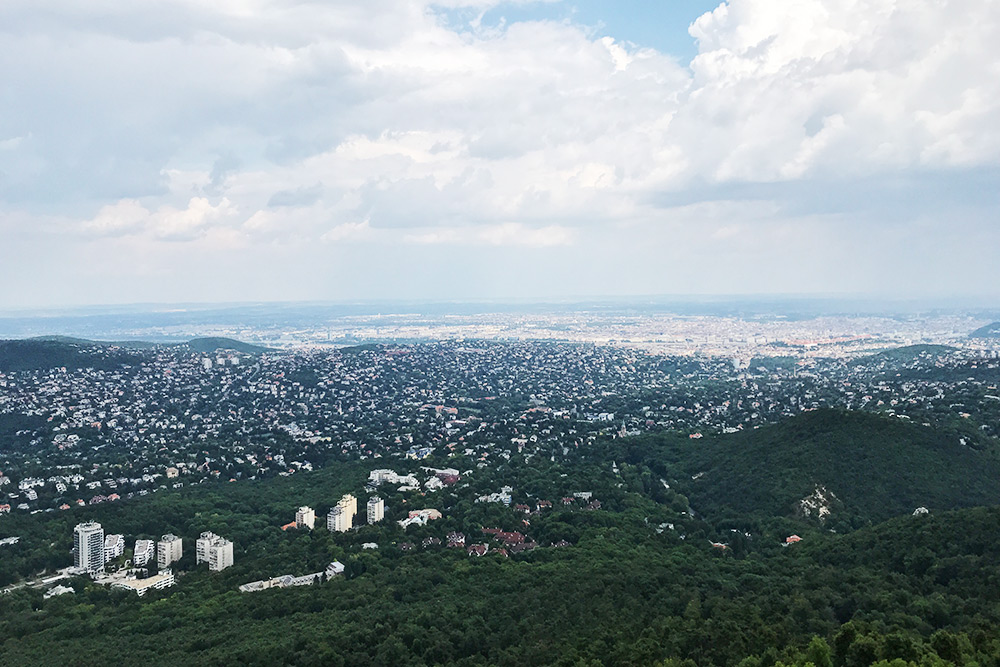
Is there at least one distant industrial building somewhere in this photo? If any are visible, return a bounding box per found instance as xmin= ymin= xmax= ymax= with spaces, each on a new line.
xmin=73 ymin=522 xmax=105 ymax=574
xmin=295 ymin=506 xmax=316 ymax=530
xmin=157 ymin=534 xmax=183 ymax=569
xmin=196 ymin=532 xmax=234 ymax=571
xmin=367 ymin=496 xmax=385 ymax=524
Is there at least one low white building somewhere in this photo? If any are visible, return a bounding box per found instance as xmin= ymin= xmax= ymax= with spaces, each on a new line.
xmin=104 ymin=534 xmax=125 ymax=561
xmin=134 ymin=539 xmax=155 ymax=567
xmin=112 ymin=570 xmax=176 ymax=597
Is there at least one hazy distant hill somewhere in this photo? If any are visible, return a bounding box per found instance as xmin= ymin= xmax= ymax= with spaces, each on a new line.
xmin=30 ymin=335 xmax=161 ymax=349
xmin=850 ymin=344 xmax=957 ymax=365
xmin=181 ymin=337 xmax=271 ymax=354
xmin=0 ymin=336 xmax=269 ymax=372
xmin=635 ymin=409 xmax=1000 ymax=527
xmin=970 ymin=321 xmax=1000 ymax=338
xmin=0 ymin=339 xmax=144 ymax=372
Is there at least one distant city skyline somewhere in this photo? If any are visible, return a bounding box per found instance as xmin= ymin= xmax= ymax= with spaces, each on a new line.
xmin=2 ymin=0 xmax=998 ymax=308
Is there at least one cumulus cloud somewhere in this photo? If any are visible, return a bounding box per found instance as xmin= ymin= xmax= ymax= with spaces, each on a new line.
xmin=1 ymin=0 xmax=999 ymax=304
xmin=84 ymin=197 xmax=237 ymax=241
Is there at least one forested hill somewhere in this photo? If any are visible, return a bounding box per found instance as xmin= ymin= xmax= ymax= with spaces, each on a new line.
xmin=618 ymin=409 xmax=1000 ymax=529
xmin=970 ymin=321 xmax=1000 ymax=338
xmin=0 ymin=339 xmax=144 ymax=372
xmin=849 ymin=344 xmax=956 ymax=365
xmin=0 ymin=337 xmax=269 ymax=372
xmin=182 ymin=337 xmax=271 ymax=354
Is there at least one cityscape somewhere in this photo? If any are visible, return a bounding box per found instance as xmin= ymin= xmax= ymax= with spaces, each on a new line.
xmin=2 ymin=0 xmax=1000 ymax=663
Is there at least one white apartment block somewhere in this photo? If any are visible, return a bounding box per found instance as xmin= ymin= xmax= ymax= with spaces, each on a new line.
xmin=73 ymin=522 xmax=105 ymax=574
xmin=104 ymin=534 xmax=125 ymax=561
xmin=134 ymin=539 xmax=155 ymax=567
xmin=295 ymin=506 xmax=316 ymax=530
xmin=208 ymin=539 xmax=234 ymax=571
xmin=367 ymin=496 xmax=385 ymax=524
xmin=157 ymin=534 xmax=183 ymax=569
xmin=196 ymin=531 xmax=234 ymax=571
xmin=338 ymin=494 xmax=357 ymax=520
xmin=327 ymin=505 xmax=351 ymax=532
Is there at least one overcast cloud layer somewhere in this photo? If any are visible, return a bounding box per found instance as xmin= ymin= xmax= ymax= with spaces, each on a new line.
xmin=1 ymin=0 xmax=998 ymax=308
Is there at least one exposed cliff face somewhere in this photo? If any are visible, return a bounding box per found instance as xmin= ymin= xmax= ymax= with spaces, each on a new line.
xmin=797 ymin=484 xmax=838 ymax=522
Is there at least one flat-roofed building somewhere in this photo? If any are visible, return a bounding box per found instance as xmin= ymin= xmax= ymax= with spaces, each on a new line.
xmin=367 ymin=497 xmax=385 ymax=524
xmin=134 ymin=539 xmax=155 ymax=567
xmin=157 ymin=534 xmax=182 ymax=569
xmin=327 ymin=505 xmax=351 ymax=532
xmin=295 ymin=506 xmax=315 ymax=530
xmin=338 ymin=494 xmax=357 ymax=521
xmin=73 ymin=522 xmax=105 ymax=574
xmin=104 ymin=534 xmax=125 ymax=561
xmin=196 ymin=531 xmax=234 ymax=571
xmin=112 ymin=571 xmax=176 ymax=597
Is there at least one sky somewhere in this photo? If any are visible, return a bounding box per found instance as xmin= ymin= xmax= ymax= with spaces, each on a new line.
xmin=1 ymin=0 xmax=999 ymax=309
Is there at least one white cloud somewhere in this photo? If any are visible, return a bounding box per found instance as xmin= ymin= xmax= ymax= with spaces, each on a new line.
xmin=404 ymin=222 xmax=573 ymax=247
xmin=84 ymin=197 xmax=237 ymax=241
xmin=2 ymin=0 xmax=999 ymax=304
xmin=321 ymin=220 xmax=373 ymax=243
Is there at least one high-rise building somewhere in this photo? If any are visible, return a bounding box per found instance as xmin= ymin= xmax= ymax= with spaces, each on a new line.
xmin=196 ymin=531 xmax=234 ymax=571
xmin=367 ymin=497 xmax=385 ymax=524
xmin=295 ymin=506 xmax=316 ymax=530
xmin=73 ymin=522 xmax=105 ymax=574
xmin=196 ymin=531 xmax=218 ymax=564
xmin=208 ymin=539 xmax=233 ymax=571
xmin=327 ymin=505 xmax=351 ymax=532
xmin=157 ymin=534 xmax=183 ymax=569
xmin=134 ymin=539 xmax=155 ymax=567
xmin=338 ymin=494 xmax=358 ymax=520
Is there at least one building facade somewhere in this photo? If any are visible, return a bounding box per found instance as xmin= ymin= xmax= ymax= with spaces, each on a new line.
xmin=134 ymin=539 xmax=155 ymax=567
xmin=104 ymin=534 xmax=125 ymax=562
xmin=196 ymin=531 xmax=234 ymax=571
xmin=338 ymin=494 xmax=357 ymax=521
xmin=157 ymin=534 xmax=183 ymax=569
xmin=367 ymin=496 xmax=385 ymax=524
xmin=295 ymin=506 xmax=316 ymax=530
xmin=327 ymin=505 xmax=351 ymax=532
xmin=73 ymin=522 xmax=106 ymax=574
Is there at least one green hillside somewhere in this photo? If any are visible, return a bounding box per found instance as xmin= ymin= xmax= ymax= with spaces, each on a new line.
xmin=850 ymin=344 xmax=957 ymax=366
xmin=2 ymin=448 xmax=1000 ymax=666
xmin=622 ymin=409 xmax=1000 ymax=528
xmin=0 ymin=337 xmax=270 ymax=372
xmin=29 ymin=336 xmax=161 ymax=349
xmin=182 ymin=337 xmax=271 ymax=354
xmin=0 ymin=340 xmax=143 ymax=372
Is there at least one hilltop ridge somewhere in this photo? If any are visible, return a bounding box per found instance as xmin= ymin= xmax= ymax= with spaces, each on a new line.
xmin=0 ymin=337 xmax=270 ymax=372
xmin=623 ymin=409 xmax=1000 ymax=528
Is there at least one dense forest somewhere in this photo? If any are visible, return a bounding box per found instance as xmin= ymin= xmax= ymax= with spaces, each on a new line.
xmin=1 ymin=409 xmax=1000 ymax=665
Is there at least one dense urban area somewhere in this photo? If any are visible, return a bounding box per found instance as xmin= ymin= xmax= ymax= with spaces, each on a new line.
xmin=2 ymin=310 xmax=1000 ymax=665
